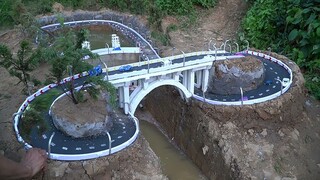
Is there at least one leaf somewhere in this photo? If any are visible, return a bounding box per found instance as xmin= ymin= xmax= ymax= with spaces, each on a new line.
xmin=289 ymin=29 xmax=299 ymax=41
xmin=305 ymin=13 xmax=316 ymax=26
xmin=317 ymin=27 xmax=320 ymax=37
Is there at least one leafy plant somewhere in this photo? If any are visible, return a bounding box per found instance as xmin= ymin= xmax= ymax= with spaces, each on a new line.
xmin=0 ymin=40 xmax=42 ymax=95
xmin=30 ymin=89 xmax=61 ymax=112
xmin=20 ymin=108 xmax=48 ymax=140
xmin=45 ymin=21 xmax=117 ymax=105
xmin=240 ymin=0 xmax=320 ymax=99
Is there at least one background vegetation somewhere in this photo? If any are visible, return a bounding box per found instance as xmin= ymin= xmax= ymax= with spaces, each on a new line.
xmin=0 ymin=0 xmax=319 ymax=98
xmin=241 ymin=0 xmax=320 ymax=99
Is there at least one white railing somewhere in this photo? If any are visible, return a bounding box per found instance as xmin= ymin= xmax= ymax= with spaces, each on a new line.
xmin=41 ymin=20 xmax=160 ymax=59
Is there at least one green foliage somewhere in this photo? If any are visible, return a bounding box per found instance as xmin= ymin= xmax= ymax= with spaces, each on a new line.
xmin=20 ymin=108 xmax=48 ymax=140
xmin=0 ymin=0 xmax=14 ymax=26
xmin=151 ymin=31 xmax=171 ymax=46
xmin=30 ymin=89 xmax=61 ymax=111
xmin=286 ymin=0 xmax=320 ymax=74
xmin=155 ymin=0 xmax=194 ymax=15
xmin=241 ymin=0 xmax=288 ymax=50
xmin=241 ymin=0 xmax=320 ymax=99
xmin=305 ymin=74 xmax=320 ymax=100
xmin=84 ymin=76 xmax=117 ymax=108
xmin=192 ymin=0 xmax=217 ymax=8
xmin=0 ymin=40 xmax=42 ymax=95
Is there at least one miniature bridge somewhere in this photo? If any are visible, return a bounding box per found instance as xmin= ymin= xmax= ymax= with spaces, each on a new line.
xmin=13 ymin=19 xmax=293 ymax=161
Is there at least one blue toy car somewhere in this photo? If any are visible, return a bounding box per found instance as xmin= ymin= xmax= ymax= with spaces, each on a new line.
xmin=265 ymin=80 xmax=272 ymax=85
xmin=119 ymin=65 xmax=133 ymax=72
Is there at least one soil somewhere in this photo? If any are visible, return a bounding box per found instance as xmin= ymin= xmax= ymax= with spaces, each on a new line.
xmin=1 ymin=0 xmax=320 ymax=179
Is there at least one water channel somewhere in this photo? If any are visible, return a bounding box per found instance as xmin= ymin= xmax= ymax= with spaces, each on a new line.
xmin=140 ymin=120 xmax=207 ymax=180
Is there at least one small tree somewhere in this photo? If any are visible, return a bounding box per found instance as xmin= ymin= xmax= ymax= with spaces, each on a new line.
xmin=45 ymin=26 xmax=116 ymax=105
xmin=0 ymin=40 xmax=42 ymax=95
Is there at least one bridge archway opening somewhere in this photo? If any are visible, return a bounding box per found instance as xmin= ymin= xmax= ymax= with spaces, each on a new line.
xmin=129 ymin=80 xmax=192 ymax=115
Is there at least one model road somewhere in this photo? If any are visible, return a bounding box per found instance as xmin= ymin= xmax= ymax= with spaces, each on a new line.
xmin=16 ymin=20 xmax=291 ymax=159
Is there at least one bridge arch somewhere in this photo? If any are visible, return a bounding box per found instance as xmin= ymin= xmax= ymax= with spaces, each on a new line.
xmin=129 ymin=79 xmax=192 ymax=114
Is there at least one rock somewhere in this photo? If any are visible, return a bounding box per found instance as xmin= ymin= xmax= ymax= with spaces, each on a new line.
xmin=202 ymin=145 xmax=209 ymax=155
xmin=305 ymin=100 xmax=312 ymax=106
xmin=83 ymin=161 xmax=94 ymax=176
xmin=208 ymin=56 xmax=265 ymax=95
xmin=248 ymin=129 xmax=254 ymax=136
xmin=0 ymin=150 xmax=4 ymax=156
xmin=278 ymin=130 xmax=285 ymax=137
xmin=51 ymin=92 xmax=113 ymax=138
xmin=261 ymin=129 xmax=267 ymax=137
xmin=49 ymin=162 xmax=69 ymax=177
xmin=291 ymin=129 xmax=300 ymax=141
xmin=256 ymin=109 xmax=271 ymax=120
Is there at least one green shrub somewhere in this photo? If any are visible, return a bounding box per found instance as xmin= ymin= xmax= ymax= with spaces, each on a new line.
xmin=0 ymin=0 xmax=14 ymax=26
xmin=241 ymin=0 xmax=320 ymax=99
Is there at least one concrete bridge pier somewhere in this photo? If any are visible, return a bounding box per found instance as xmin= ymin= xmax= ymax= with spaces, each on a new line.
xmin=201 ymin=68 xmax=210 ymax=92
xmin=195 ymin=71 xmax=202 ymax=88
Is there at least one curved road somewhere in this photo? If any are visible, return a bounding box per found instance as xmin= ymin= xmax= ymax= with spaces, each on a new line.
xmin=14 ymin=20 xmax=292 ymax=161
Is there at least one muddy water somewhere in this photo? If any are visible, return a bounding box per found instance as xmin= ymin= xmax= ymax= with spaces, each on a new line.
xmin=140 ymin=120 xmax=207 ymax=180
xmin=89 ymin=30 xmax=132 ymax=50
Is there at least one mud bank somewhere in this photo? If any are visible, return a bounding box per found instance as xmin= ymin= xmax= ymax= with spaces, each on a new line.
xmin=144 ymin=51 xmax=306 ymax=179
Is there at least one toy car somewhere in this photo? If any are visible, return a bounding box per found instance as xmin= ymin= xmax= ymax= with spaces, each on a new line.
xmin=265 ymin=80 xmax=272 ymax=85
xmin=119 ymin=65 xmax=133 ymax=72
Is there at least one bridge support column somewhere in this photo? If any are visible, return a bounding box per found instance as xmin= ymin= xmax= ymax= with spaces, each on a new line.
xmin=202 ymin=69 xmax=209 ymax=92
xmin=182 ymin=71 xmax=188 ymax=87
xmin=123 ymin=84 xmax=130 ymax=114
xmin=173 ymin=72 xmax=180 ymax=81
xmin=187 ymin=70 xmax=195 ymax=94
xmin=118 ymin=87 xmax=124 ymax=108
xmin=195 ymin=71 xmax=202 ymax=88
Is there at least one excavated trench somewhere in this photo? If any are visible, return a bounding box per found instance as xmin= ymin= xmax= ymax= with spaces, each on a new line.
xmin=142 ymin=52 xmax=305 ymax=179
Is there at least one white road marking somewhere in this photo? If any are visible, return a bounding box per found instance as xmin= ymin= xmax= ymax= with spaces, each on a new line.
xmin=76 ymin=147 xmax=82 ymax=151
xmin=42 ymin=134 xmax=47 ymax=139
xmin=118 ymin=136 xmax=122 ymax=139
xmin=62 ymin=147 xmax=68 ymax=150
xmin=259 ymin=93 xmax=263 ymax=96
xmin=101 ymin=144 xmax=106 ymax=147
xmin=89 ymin=146 xmax=95 ymax=150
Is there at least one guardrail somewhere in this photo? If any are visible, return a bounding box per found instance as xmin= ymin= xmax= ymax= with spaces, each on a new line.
xmin=40 ymin=20 xmax=160 ymax=59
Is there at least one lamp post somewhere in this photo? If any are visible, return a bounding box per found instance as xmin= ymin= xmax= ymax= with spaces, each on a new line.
xmin=146 ymin=56 xmax=150 ymax=73
xmin=105 ymin=42 xmax=110 ymax=54
xmin=234 ymin=42 xmax=239 ymax=52
xmin=240 ymin=87 xmax=244 ymax=106
xmin=172 ymin=47 xmax=176 ymax=56
xmin=99 ymin=58 xmax=108 ymax=81
xmin=180 ymin=50 xmax=185 ymax=67
xmin=208 ymin=40 xmax=213 ymax=51
xmin=224 ymin=39 xmax=230 ymax=51
xmin=48 ymin=132 xmax=55 ymax=159
xmin=244 ymin=40 xmax=249 ymax=50
xmin=106 ymin=132 xmax=112 ymax=155
xmin=275 ymin=78 xmax=283 ymax=95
